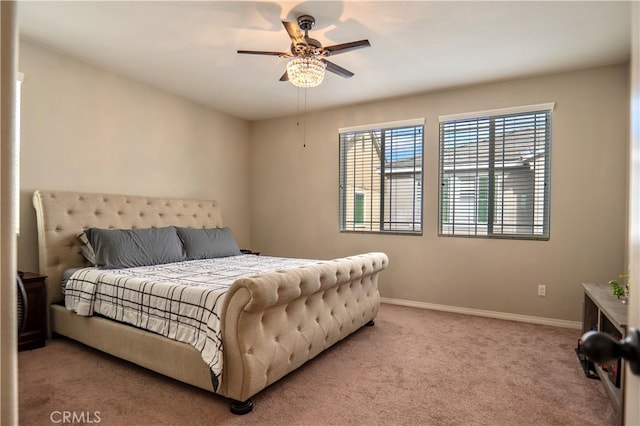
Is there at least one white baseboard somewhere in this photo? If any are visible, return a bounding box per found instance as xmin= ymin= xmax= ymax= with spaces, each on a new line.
xmin=380 ymin=297 xmax=581 ymax=329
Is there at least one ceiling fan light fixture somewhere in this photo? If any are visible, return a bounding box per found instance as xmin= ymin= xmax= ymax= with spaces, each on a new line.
xmin=286 ymin=57 xmax=326 ymax=88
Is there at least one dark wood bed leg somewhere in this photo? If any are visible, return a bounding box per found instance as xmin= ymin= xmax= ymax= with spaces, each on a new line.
xmin=365 ymin=320 xmax=375 ymax=326
xmin=229 ymin=399 xmax=253 ymax=415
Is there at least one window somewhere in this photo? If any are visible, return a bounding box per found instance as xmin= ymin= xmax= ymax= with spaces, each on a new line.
xmin=438 ymin=104 xmax=553 ymax=239
xmin=339 ymin=119 xmax=424 ymax=234
xmin=14 ymin=72 xmax=23 ymax=235
xmin=354 ymin=191 xmax=365 ymax=226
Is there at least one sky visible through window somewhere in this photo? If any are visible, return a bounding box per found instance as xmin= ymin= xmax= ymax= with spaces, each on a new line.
xmin=371 ymin=127 xmax=423 ymax=162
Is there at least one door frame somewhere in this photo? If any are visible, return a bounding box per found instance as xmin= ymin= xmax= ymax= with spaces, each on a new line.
xmin=625 ymin=2 xmax=640 ymax=424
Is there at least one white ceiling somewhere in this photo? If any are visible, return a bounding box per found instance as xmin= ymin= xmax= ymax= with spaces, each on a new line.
xmin=17 ymin=1 xmax=632 ymax=122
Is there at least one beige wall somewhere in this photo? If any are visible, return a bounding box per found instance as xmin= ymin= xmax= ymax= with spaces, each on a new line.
xmin=17 ymin=40 xmax=252 ymax=273
xmin=17 ymin=38 xmax=629 ymax=323
xmin=249 ymin=64 xmax=629 ymax=322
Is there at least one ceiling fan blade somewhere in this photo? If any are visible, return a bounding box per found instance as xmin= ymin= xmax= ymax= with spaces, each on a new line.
xmin=324 ymin=39 xmax=371 ymax=56
xmin=322 ymin=59 xmax=355 ymax=78
xmin=279 ymin=71 xmax=289 ymax=82
xmin=237 ymin=50 xmax=289 ymax=57
xmin=282 ymin=20 xmax=307 ymax=46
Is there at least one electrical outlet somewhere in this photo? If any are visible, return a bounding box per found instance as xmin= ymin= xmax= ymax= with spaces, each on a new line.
xmin=538 ymin=285 xmax=547 ymax=297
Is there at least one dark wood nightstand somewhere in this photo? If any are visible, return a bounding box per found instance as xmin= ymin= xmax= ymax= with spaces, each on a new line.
xmin=18 ymin=272 xmax=47 ymax=351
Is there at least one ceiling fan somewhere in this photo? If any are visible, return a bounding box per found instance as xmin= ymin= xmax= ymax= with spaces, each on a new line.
xmin=237 ymin=15 xmax=371 ymax=88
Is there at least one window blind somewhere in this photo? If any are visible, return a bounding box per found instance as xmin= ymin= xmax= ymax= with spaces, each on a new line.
xmin=438 ymin=106 xmax=552 ymax=239
xmin=14 ymin=73 xmax=23 ymax=235
xmin=339 ymin=122 xmax=423 ymax=234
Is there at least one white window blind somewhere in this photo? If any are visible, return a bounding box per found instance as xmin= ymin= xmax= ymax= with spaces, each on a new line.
xmin=14 ymin=72 xmax=23 ymax=235
xmin=438 ymin=104 xmax=552 ymax=239
xmin=339 ymin=120 xmax=424 ymax=234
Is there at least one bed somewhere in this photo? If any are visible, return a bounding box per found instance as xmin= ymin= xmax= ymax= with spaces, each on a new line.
xmin=32 ymin=190 xmax=388 ymax=414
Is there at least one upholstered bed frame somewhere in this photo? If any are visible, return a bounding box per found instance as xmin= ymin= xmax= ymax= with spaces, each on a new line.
xmin=32 ymin=190 xmax=388 ymax=413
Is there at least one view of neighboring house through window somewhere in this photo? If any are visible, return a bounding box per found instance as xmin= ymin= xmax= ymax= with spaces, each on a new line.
xmin=354 ymin=191 xmax=365 ymax=225
xmin=438 ymin=103 xmax=553 ymax=239
xmin=339 ymin=119 xmax=424 ymax=234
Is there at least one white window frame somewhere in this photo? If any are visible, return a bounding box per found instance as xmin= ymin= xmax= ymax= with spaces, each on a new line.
xmin=339 ymin=118 xmax=425 ymax=235
xmin=14 ymin=72 xmax=23 ymax=235
xmin=438 ymin=103 xmax=554 ymax=240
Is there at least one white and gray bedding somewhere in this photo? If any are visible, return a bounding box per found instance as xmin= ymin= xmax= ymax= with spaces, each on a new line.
xmin=64 ymin=254 xmax=314 ymax=388
xmin=34 ymin=190 xmax=388 ymax=411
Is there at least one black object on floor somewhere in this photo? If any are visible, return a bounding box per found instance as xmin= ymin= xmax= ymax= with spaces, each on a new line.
xmin=575 ymin=343 xmax=600 ymax=380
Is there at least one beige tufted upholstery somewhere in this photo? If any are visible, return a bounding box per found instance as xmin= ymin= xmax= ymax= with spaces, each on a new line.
xmin=33 ymin=190 xmax=223 ymax=311
xmin=32 ymin=190 xmax=388 ymax=405
xmin=221 ymin=253 xmax=387 ymax=400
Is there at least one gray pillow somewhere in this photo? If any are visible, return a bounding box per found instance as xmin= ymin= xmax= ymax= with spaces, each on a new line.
xmin=175 ymin=227 xmax=241 ymax=260
xmin=87 ymin=226 xmax=186 ymax=269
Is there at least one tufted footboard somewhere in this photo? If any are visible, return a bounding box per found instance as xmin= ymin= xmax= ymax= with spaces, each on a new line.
xmin=219 ymin=252 xmax=388 ymax=403
xmin=33 ymin=190 xmax=389 ymax=414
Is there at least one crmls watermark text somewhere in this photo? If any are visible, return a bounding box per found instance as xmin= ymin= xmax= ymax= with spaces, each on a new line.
xmin=50 ymin=411 xmax=101 ymax=424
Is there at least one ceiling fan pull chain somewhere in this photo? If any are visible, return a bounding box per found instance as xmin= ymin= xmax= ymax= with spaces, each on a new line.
xmin=296 ymin=87 xmax=301 ymax=128
xmin=303 ymin=88 xmax=308 ymax=148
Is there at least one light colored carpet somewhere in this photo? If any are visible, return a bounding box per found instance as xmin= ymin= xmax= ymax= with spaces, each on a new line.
xmin=18 ymin=304 xmax=615 ymax=425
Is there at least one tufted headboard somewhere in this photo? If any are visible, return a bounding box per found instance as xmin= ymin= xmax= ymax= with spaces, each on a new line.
xmin=32 ymin=190 xmax=225 ymax=310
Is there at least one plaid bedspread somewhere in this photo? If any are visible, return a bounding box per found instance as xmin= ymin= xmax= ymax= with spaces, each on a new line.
xmin=64 ymin=254 xmax=314 ymax=390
